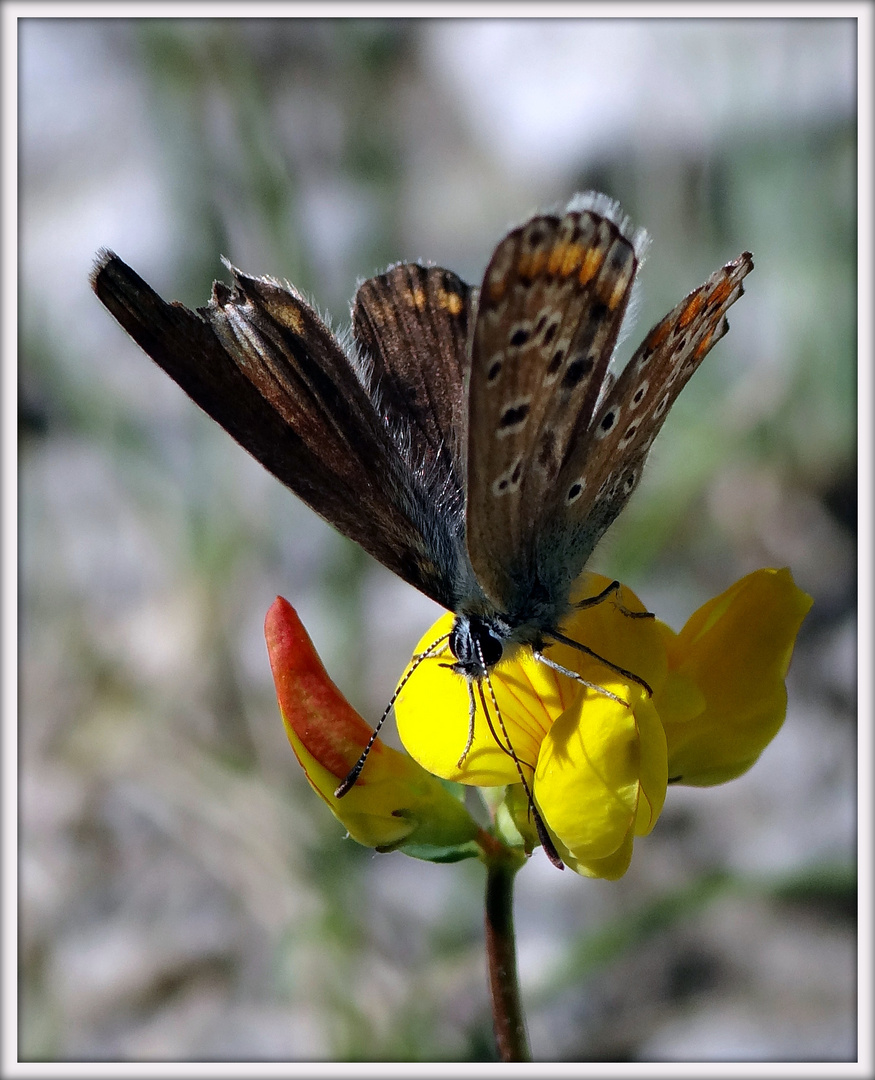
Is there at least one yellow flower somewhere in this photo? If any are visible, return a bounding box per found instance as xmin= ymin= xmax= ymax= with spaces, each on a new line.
xmin=656 ymin=567 xmax=814 ymax=786
xmin=395 ymin=570 xmax=812 ymax=879
xmin=265 ymin=597 xmax=479 ymax=859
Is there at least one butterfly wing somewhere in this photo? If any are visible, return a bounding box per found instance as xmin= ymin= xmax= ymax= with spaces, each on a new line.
xmin=353 ymin=263 xmax=473 ymax=508
xmin=541 ymin=251 xmax=755 ymax=589
xmin=464 ymin=202 xmax=645 ymax=609
xmin=91 ymin=251 xmax=460 ymax=608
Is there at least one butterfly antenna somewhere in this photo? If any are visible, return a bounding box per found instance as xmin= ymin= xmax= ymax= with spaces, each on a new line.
xmin=474 ymin=651 xmax=565 ymax=871
xmin=334 ymin=631 xmax=451 ymax=798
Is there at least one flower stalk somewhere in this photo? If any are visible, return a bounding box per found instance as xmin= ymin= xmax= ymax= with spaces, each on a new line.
xmin=484 ymin=852 xmax=530 ymax=1062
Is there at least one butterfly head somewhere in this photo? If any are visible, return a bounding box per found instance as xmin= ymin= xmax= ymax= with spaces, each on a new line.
xmin=447 ymin=612 xmax=509 ymax=680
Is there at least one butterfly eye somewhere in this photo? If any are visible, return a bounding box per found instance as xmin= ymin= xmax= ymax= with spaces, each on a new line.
xmin=449 ymin=617 xmax=504 ymax=671
xmin=478 ymin=630 xmax=504 ymax=668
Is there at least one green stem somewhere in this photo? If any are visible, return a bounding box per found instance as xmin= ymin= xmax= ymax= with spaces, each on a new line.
xmin=484 ymin=856 xmax=531 ymax=1062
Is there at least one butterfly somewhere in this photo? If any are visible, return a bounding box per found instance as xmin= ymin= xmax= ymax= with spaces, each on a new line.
xmin=92 ymin=192 xmax=752 ymax=808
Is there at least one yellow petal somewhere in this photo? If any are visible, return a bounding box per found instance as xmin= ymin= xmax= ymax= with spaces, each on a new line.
xmin=568 ymin=826 xmax=636 ymax=880
xmin=534 ymin=680 xmax=667 ymax=879
xmin=633 ymin=695 xmax=669 ymax=836
xmin=657 ymin=568 xmax=813 ymax=785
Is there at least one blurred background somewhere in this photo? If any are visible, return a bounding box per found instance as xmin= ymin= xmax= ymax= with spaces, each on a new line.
xmin=19 ymin=15 xmax=857 ymax=1063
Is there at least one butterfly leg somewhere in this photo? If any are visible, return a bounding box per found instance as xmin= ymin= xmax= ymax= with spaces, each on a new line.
xmin=542 ymin=631 xmax=654 ymax=697
xmin=575 ymin=579 xmax=655 ymax=620
xmin=533 ymin=649 xmax=632 ymax=706
xmin=472 ymin=680 xmax=565 ymax=870
xmin=456 ymin=682 xmax=479 ymax=768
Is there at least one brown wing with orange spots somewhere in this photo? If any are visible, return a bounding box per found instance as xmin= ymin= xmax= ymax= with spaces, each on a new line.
xmin=465 ymin=205 xmax=646 ymax=608
xmin=92 ymin=252 xmax=465 ymax=611
xmin=354 ymin=264 xmax=473 ymax=506
xmin=543 ymin=251 xmax=754 ymax=588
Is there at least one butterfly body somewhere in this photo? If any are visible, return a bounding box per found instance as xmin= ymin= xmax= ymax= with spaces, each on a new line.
xmin=92 ymin=194 xmax=752 ymax=690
